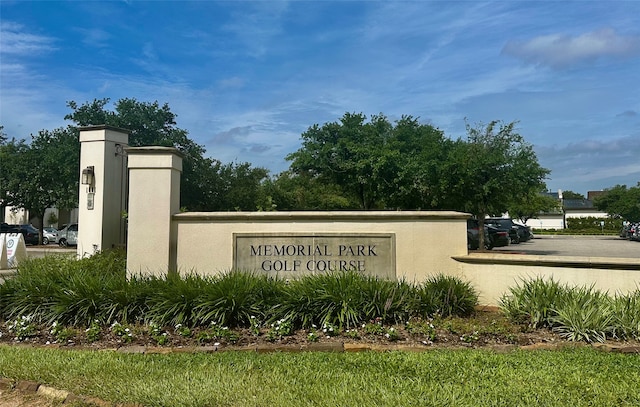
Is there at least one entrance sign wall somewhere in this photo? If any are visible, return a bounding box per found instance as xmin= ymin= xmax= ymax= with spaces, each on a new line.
xmin=121 ymin=144 xmax=639 ymax=306
xmin=172 ymin=211 xmax=467 ymax=281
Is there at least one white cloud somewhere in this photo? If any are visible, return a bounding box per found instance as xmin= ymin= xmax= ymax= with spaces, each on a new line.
xmin=502 ymin=28 xmax=640 ymax=68
xmin=75 ymin=27 xmax=112 ymax=48
xmin=0 ymin=21 xmax=56 ymax=55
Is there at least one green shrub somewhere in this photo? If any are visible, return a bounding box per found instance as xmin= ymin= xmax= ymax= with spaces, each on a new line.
xmin=277 ymin=270 xmax=367 ymax=329
xmin=609 ymin=290 xmax=640 ymax=340
xmin=145 ymin=273 xmax=210 ymax=327
xmin=565 ymin=216 xmax=622 ymax=234
xmin=416 ymin=275 xmax=478 ymax=318
xmin=500 ymin=277 xmax=569 ymax=328
xmin=551 ymin=286 xmax=613 ymax=343
xmin=192 ymin=270 xmax=282 ymax=327
xmin=358 ymin=277 xmax=413 ymax=324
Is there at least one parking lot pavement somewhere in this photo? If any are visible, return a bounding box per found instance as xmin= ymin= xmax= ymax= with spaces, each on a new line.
xmin=492 ymin=235 xmax=640 ymax=258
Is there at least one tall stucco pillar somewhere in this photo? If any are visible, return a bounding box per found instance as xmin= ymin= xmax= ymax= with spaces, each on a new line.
xmin=126 ymin=147 xmax=183 ymax=277
xmin=78 ymin=126 xmax=129 ymax=257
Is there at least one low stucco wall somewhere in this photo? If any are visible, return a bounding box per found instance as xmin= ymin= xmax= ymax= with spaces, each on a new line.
xmin=454 ymin=253 xmax=640 ymax=306
xmin=173 ymin=211 xmax=469 ymax=282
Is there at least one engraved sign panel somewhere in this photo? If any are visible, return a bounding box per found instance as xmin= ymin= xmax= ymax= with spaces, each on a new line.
xmin=234 ymin=233 xmax=396 ymax=279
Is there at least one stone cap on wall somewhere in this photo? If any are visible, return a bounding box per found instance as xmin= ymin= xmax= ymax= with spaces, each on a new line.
xmin=126 ymin=147 xmax=184 ymax=171
xmin=453 ymin=252 xmax=640 ymax=271
xmin=174 ymin=211 xmax=470 ymax=222
xmin=79 ymin=125 xmax=130 ymax=143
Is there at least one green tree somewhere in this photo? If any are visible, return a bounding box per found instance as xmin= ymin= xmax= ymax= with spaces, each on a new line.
xmin=286 ymin=113 xmax=395 ymax=209
xmin=508 ymin=191 xmax=560 ymax=223
xmin=561 ymin=190 xmax=585 ymax=200
xmin=65 ymin=98 xmax=223 ymax=211
xmin=267 ymin=171 xmax=358 ymax=210
xmin=593 ymin=183 xmax=640 ymax=222
xmin=285 ymin=113 xmax=450 ymax=210
xmin=65 ymin=98 xmax=268 ymax=211
xmin=382 ymin=116 xmax=453 ymax=209
xmin=207 ymin=161 xmax=271 ymax=211
xmin=444 ymin=121 xmax=550 ymax=249
xmin=0 ymin=127 xmax=79 ymax=242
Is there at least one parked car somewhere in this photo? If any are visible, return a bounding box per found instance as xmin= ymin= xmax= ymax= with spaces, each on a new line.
xmin=0 ymin=223 xmax=20 ymax=234
xmin=514 ymin=223 xmax=533 ymax=242
xmin=42 ymin=227 xmax=59 ymax=245
xmin=467 ymin=219 xmax=490 ymax=250
xmin=630 ymin=223 xmax=640 ymax=242
xmin=16 ymin=224 xmax=41 ymax=245
xmin=486 ymin=225 xmax=511 ymax=248
xmin=620 ymin=223 xmax=632 ymax=239
xmin=485 ymin=218 xmax=523 ymax=244
xmin=467 ymin=219 xmax=510 ymax=249
xmin=58 ymin=223 xmax=78 ymax=246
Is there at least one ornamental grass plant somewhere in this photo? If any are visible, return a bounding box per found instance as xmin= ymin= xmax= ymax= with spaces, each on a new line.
xmin=500 ymin=277 xmax=640 ymax=343
xmin=0 ymin=251 xmax=480 ymax=334
xmin=499 ymin=276 xmax=570 ymax=328
xmin=3 ymin=251 xmax=639 ymax=345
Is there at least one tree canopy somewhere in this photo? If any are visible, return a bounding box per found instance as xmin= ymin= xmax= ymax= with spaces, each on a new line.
xmin=561 ymin=190 xmax=586 ymax=200
xmin=285 ymin=113 xmax=452 ymax=210
xmin=0 ymin=126 xmax=80 ymax=242
xmin=3 ymin=104 xmax=554 ymax=236
xmin=594 ymin=183 xmax=640 ymax=222
xmin=65 ymin=98 xmax=270 ymax=211
xmin=440 ymin=121 xmax=549 ymax=248
xmin=508 ymin=191 xmax=560 ymax=223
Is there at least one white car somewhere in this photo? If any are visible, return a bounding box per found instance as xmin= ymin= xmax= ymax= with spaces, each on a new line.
xmin=58 ymin=223 xmax=78 ymax=246
xmin=43 ymin=227 xmax=59 ymax=245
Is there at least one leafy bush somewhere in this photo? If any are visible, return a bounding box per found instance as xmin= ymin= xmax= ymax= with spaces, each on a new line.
xmin=565 ymin=217 xmax=622 ymax=234
xmin=500 ymin=276 xmax=570 ymax=328
xmin=551 ymin=286 xmax=613 ymax=343
xmin=609 ymin=290 xmax=640 ymax=340
xmin=277 ymin=270 xmax=368 ymax=329
xmin=0 ymin=250 xmax=127 ymax=325
xmin=192 ymin=270 xmax=283 ymax=327
xmin=502 ymin=277 xmax=640 ymax=343
xmin=145 ymin=273 xmax=210 ymax=327
xmin=414 ymin=275 xmax=478 ymax=318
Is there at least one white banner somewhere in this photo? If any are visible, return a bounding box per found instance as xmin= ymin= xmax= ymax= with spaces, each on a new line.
xmin=0 ymin=233 xmax=27 ymax=269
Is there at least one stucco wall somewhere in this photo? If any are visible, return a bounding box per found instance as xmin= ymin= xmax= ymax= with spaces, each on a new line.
xmin=454 ymin=253 xmax=640 ymax=305
xmin=173 ymin=211 xmax=469 ymax=282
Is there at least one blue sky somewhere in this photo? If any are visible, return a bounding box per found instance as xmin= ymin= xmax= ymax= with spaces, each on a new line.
xmin=1 ymin=1 xmax=639 ymax=196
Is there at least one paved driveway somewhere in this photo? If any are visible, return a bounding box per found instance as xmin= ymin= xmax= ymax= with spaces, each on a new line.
xmin=492 ymin=235 xmax=640 ymax=258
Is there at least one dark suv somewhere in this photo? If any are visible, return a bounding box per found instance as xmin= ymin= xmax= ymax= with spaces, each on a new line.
xmin=485 ymin=218 xmax=531 ymax=244
xmin=467 ymin=219 xmax=510 ymax=249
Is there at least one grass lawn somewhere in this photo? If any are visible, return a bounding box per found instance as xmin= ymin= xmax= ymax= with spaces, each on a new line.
xmin=1 ymin=345 xmax=638 ymax=407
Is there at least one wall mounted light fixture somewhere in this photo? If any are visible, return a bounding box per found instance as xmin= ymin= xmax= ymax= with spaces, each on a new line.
xmin=81 ymin=166 xmax=95 ymax=186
